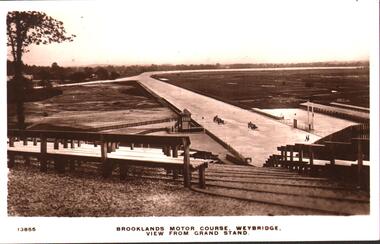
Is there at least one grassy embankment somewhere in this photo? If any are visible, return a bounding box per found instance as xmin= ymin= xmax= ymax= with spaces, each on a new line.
xmin=152 ymin=68 xmax=369 ymax=109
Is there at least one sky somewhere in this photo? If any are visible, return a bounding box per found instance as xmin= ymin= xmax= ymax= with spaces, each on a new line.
xmin=4 ymin=0 xmax=375 ymax=67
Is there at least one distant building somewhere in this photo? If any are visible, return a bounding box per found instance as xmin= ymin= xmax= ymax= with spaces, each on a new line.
xmin=179 ymin=109 xmax=192 ymax=130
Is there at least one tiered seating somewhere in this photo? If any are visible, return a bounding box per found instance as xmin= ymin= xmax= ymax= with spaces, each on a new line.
xmin=264 ymin=138 xmax=370 ymax=189
xmin=7 ymin=129 xmax=210 ymax=188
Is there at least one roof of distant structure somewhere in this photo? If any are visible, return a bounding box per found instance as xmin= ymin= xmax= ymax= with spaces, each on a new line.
xmin=181 ymin=109 xmax=191 ymax=116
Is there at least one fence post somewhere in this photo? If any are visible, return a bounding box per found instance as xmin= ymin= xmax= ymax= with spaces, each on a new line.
xmin=33 ymin=138 xmax=37 ymax=146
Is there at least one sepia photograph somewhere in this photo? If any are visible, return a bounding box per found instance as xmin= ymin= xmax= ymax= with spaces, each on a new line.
xmin=1 ymin=0 xmax=379 ymax=242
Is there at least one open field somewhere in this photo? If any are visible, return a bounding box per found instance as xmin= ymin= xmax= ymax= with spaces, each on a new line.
xmin=7 ymin=80 xmax=176 ymax=130
xmin=152 ymin=68 xmax=369 ymax=109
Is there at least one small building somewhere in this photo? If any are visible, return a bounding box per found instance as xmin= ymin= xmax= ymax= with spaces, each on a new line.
xmin=179 ymin=109 xmax=192 ymax=131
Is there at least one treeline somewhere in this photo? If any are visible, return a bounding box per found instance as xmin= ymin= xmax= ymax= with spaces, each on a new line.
xmin=7 ymin=60 xmax=369 ymax=87
xmin=7 ymin=61 xmax=122 ymax=86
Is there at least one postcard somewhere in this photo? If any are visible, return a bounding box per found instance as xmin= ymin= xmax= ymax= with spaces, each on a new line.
xmin=1 ymin=0 xmax=379 ymax=242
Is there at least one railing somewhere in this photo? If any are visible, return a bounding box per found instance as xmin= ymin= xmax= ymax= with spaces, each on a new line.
xmin=264 ymin=139 xmax=370 ymax=190
xmin=90 ymin=117 xmax=178 ymax=132
xmin=315 ymin=123 xmax=370 ymax=144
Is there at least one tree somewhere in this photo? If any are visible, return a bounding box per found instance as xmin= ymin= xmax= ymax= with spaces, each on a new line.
xmin=110 ymin=71 xmax=120 ymax=80
xmin=69 ymin=71 xmax=87 ymax=82
xmin=95 ymin=67 xmax=109 ymax=80
xmin=7 ymin=11 xmax=75 ymax=129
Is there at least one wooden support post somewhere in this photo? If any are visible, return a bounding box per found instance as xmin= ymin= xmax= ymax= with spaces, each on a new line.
xmin=40 ymin=136 xmax=48 ymax=172
xmin=55 ymin=159 xmax=66 ymax=174
xmin=94 ymin=141 xmax=98 ymax=147
xmin=107 ymin=142 xmax=112 ymax=153
xmin=70 ymin=140 xmax=75 ymax=149
xmin=357 ymin=139 xmax=363 ymax=187
xmin=199 ymin=165 xmax=206 ymax=189
xmin=173 ymin=145 xmax=179 ymax=158
xmin=183 ymin=141 xmax=191 ymax=188
xmin=25 ymin=156 xmax=30 ymax=166
xmin=139 ymin=143 xmax=143 ymax=148
xmin=308 ymin=146 xmax=314 ymax=165
xmin=146 ymin=144 xmax=150 ymax=149
xmin=299 ymin=148 xmax=303 ymax=162
xmin=33 ymin=138 xmax=37 ymax=146
xmin=101 ymin=140 xmax=111 ymax=178
xmin=130 ymin=143 xmax=134 ymax=150
xmin=166 ymin=146 xmax=172 ymax=157
xmin=290 ymin=148 xmax=293 ymax=162
xmin=23 ymin=137 xmax=28 ymax=146
xmin=284 ymin=148 xmax=287 ymax=162
xmin=77 ymin=140 xmax=81 ymax=147
xmin=115 ymin=143 xmax=119 ymax=149
xmin=8 ymin=154 xmax=15 ymax=168
xmin=119 ymin=163 xmax=128 ymax=180
xmin=63 ymin=139 xmax=68 ymax=148
xmin=173 ymin=169 xmax=179 ymax=179
xmin=9 ymin=137 xmax=14 ymax=147
xmin=111 ymin=142 xmax=116 ymax=152
xmin=69 ymin=160 xmax=76 ymax=172
xmin=54 ymin=139 xmax=59 ymax=150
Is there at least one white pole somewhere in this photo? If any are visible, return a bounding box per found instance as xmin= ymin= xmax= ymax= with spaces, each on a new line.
xmin=307 ymin=101 xmax=310 ymax=128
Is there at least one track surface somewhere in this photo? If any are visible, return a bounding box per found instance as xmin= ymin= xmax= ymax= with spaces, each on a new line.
xmin=137 ymin=71 xmax=356 ymax=166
